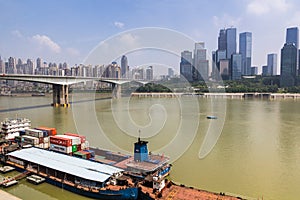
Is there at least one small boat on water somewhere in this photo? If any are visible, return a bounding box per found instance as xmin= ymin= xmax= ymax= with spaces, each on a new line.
xmin=207 ymin=115 xmax=217 ymax=119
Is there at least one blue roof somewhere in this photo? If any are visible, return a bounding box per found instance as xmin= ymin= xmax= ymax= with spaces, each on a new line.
xmin=8 ymin=148 xmax=123 ymax=183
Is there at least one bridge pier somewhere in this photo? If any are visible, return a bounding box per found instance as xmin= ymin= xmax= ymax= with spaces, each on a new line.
xmin=112 ymin=83 xmax=121 ymax=99
xmin=52 ymin=84 xmax=70 ymax=107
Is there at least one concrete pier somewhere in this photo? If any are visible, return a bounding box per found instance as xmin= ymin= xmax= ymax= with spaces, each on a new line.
xmin=52 ymin=84 xmax=70 ymax=107
xmin=112 ymin=83 xmax=121 ymax=99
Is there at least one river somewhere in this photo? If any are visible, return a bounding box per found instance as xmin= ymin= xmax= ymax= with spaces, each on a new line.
xmin=0 ymin=93 xmax=299 ymax=200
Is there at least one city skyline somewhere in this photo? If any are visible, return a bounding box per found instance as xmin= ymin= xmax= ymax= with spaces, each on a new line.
xmin=1 ymin=0 xmax=300 ymax=74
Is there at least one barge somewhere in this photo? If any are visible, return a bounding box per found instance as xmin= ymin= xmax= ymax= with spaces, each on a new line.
xmin=6 ymin=148 xmax=138 ymax=200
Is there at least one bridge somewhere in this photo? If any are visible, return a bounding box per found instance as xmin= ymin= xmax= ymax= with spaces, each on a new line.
xmin=0 ymin=74 xmax=148 ymax=107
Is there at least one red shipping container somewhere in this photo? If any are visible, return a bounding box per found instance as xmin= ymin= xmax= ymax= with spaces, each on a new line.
xmin=76 ymin=144 xmax=81 ymax=151
xmin=37 ymin=127 xmax=57 ymax=136
xmin=50 ymin=136 xmax=72 ymax=147
xmin=64 ymin=132 xmax=86 ymax=143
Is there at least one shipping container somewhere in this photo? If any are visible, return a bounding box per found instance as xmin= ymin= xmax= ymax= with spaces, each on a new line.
xmin=25 ymin=128 xmax=43 ymax=138
xmin=83 ymin=150 xmax=95 ymax=158
xmin=43 ymin=136 xmax=49 ymax=143
xmin=44 ymin=142 xmax=49 ymax=149
xmin=58 ymin=135 xmax=81 ymax=145
xmin=22 ymin=135 xmax=39 ymax=145
xmin=50 ymin=136 xmax=72 ymax=147
xmin=78 ymin=150 xmax=91 ymax=160
xmin=64 ymin=132 xmax=86 ymax=143
xmin=49 ymin=144 xmax=72 ymax=154
xmin=76 ymin=144 xmax=81 ymax=151
xmin=72 ymin=145 xmax=77 ymax=152
xmin=36 ymin=127 xmax=57 ymax=136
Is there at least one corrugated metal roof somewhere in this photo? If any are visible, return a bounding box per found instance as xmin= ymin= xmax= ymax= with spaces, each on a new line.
xmin=8 ymin=148 xmax=123 ymax=183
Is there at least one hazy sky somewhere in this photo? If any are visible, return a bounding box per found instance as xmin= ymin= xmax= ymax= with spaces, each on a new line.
xmin=0 ymin=0 xmax=299 ymax=74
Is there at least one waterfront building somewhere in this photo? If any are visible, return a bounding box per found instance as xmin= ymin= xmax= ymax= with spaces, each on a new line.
xmin=193 ymin=42 xmax=209 ymax=81
xmin=26 ymin=59 xmax=34 ymax=75
xmin=7 ymin=57 xmax=16 ymax=74
xmin=286 ymin=27 xmax=299 ymax=69
xmin=146 ymin=66 xmax=153 ymax=81
xmin=0 ymin=56 xmax=3 ymax=74
xmin=286 ymin=27 xmax=299 ymax=48
xmin=262 ymin=65 xmax=268 ymax=76
xmin=213 ymin=27 xmax=237 ymax=80
xmin=231 ymin=53 xmax=242 ymax=80
xmin=280 ymin=43 xmax=298 ymax=87
xmin=121 ymin=55 xmax=129 ymax=78
xmin=239 ymin=32 xmax=252 ymax=75
xmin=251 ymin=66 xmax=258 ymax=75
xmin=219 ymin=59 xmax=230 ymax=80
xmin=267 ymin=53 xmax=278 ymax=76
xmin=226 ymin=27 xmax=237 ymax=60
xmin=168 ymin=68 xmax=174 ymax=77
xmin=218 ymin=29 xmax=227 ymax=51
xmin=180 ymin=50 xmax=193 ymax=81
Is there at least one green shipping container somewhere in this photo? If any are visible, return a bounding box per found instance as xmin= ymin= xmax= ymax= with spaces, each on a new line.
xmin=72 ymin=145 xmax=77 ymax=152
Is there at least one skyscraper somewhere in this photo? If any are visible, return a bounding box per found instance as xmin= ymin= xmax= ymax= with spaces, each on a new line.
xmin=180 ymin=50 xmax=193 ymax=81
xmin=0 ymin=56 xmax=3 ymax=74
xmin=280 ymin=43 xmax=297 ymax=87
xmin=226 ymin=28 xmax=237 ymax=59
xmin=239 ymin=32 xmax=252 ymax=75
xmin=7 ymin=57 xmax=16 ymax=74
xmin=193 ymin=42 xmax=209 ymax=81
xmin=286 ymin=27 xmax=299 ymax=48
xmin=146 ymin=66 xmax=153 ymax=80
xmin=267 ymin=53 xmax=277 ymax=76
xmin=121 ymin=55 xmax=128 ymax=78
xmin=231 ymin=53 xmax=242 ymax=80
xmin=218 ymin=29 xmax=227 ymax=51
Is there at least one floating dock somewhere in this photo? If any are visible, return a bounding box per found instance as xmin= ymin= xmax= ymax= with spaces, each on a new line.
xmin=0 ymin=166 xmax=15 ymax=173
xmin=26 ymin=174 xmax=45 ymax=185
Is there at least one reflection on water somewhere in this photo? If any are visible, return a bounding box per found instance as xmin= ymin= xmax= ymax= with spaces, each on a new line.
xmin=0 ymin=95 xmax=300 ymax=200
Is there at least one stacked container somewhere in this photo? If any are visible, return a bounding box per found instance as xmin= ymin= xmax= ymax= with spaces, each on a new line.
xmin=36 ymin=127 xmax=57 ymax=136
xmin=49 ymin=136 xmax=72 ymax=154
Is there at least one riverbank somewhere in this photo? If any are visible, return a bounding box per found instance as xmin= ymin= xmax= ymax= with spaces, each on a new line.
xmin=131 ymin=92 xmax=300 ymax=100
xmin=0 ymin=190 xmax=22 ymax=200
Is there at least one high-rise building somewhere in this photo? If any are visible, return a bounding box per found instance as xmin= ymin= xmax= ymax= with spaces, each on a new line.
xmin=231 ymin=53 xmax=242 ymax=80
xmin=239 ymin=32 xmax=252 ymax=75
xmin=121 ymin=55 xmax=129 ymax=78
xmin=286 ymin=27 xmax=299 ymax=48
xmin=146 ymin=66 xmax=153 ymax=80
xmin=219 ymin=59 xmax=230 ymax=80
xmin=251 ymin=66 xmax=258 ymax=75
xmin=280 ymin=43 xmax=298 ymax=87
xmin=213 ymin=27 xmax=237 ymax=80
xmin=262 ymin=65 xmax=268 ymax=76
xmin=193 ymin=42 xmax=209 ymax=81
xmin=180 ymin=50 xmax=193 ymax=81
xmin=7 ymin=57 xmax=16 ymax=74
xmin=226 ymin=28 xmax=237 ymax=59
xmin=168 ymin=68 xmax=174 ymax=77
xmin=0 ymin=56 xmax=4 ymax=74
xmin=218 ymin=29 xmax=227 ymax=51
xmin=267 ymin=53 xmax=277 ymax=76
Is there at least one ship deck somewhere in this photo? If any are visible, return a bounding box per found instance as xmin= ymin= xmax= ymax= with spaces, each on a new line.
xmin=7 ymin=148 xmax=123 ymax=183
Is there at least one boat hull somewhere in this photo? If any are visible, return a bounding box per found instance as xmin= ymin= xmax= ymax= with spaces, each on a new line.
xmin=46 ymin=178 xmax=138 ymax=200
